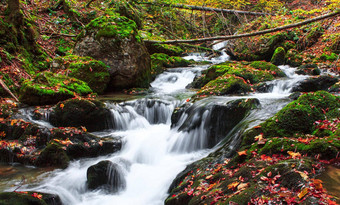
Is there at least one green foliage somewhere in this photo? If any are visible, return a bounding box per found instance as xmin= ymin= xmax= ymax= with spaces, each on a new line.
xmin=319 ymin=53 xmax=338 ymax=62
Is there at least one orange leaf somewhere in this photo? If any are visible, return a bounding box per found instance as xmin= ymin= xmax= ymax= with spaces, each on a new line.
xmin=60 ymin=103 xmax=64 ymax=109
xmin=238 ymin=150 xmax=247 ymax=156
xmin=312 ymin=179 xmax=323 ymax=191
xmin=81 ymin=126 xmax=87 ymax=132
xmin=298 ymin=188 xmax=309 ymax=199
xmin=206 ymin=175 xmax=213 ymax=180
xmin=228 ymin=181 xmax=240 ymax=190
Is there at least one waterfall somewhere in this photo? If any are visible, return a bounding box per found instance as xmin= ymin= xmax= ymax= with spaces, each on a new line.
xmin=5 ymin=52 xmax=310 ymax=205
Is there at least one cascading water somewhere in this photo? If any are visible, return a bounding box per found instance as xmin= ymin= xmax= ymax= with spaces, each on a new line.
xmin=4 ymin=49 xmax=309 ymax=205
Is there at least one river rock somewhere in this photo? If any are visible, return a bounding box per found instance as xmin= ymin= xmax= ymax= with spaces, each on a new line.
xmin=19 ymin=71 xmax=92 ymax=106
xmin=0 ymin=191 xmax=62 ymax=205
xmin=292 ymin=75 xmax=338 ymax=92
xmin=87 ymin=160 xmax=126 ymax=193
xmin=49 ymin=98 xmax=112 ymax=132
xmin=171 ymin=98 xmax=260 ymax=148
xmin=74 ymin=12 xmax=151 ymax=90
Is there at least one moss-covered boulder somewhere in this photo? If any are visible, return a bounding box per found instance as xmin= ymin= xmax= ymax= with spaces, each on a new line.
xmin=151 ymin=53 xmax=192 ymax=78
xmin=285 ymin=49 xmax=303 ymax=67
xmin=189 ymin=61 xmax=285 ymax=90
xmin=0 ymin=191 xmax=61 ymax=205
xmin=74 ymin=12 xmax=151 ymax=90
xmin=35 ymin=143 xmax=70 ymax=169
xmin=296 ymin=64 xmax=320 ymax=75
xmin=87 ymin=160 xmax=126 ymax=193
xmin=19 ymin=71 xmax=92 ymax=105
xmin=49 ymin=98 xmax=112 ymax=132
xmin=248 ymin=91 xmax=340 ymax=138
xmin=52 ymin=55 xmax=110 ymax=94
xmin=270 ymin=47 xmax=286 ymax=65
xmin=292 ymin=75 xmax=338 ymax=92
xmin=195 ymin=74 xmax=251 ymax=97
xmin=146 ymin=43 xmax=184 ymax=56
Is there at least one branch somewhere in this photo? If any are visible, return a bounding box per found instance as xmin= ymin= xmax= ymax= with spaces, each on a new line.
xmin=144 ymin=10 xmax=340 ymax=44
xmin=85 ymin=0 xmax=96 ymax=8
xmin=139 ymin=2 xmax=270 ymax=16
xmin=0 ymin=79 xmax=19 ymax=102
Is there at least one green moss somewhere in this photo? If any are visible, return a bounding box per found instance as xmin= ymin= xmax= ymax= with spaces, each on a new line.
xmin=85 ymin=12 xmax=140 ymax=42
xmin=259 ymin=91 xmax=340 ymax=137
xmin=35 ymin=143 xmax=70 ymax=169
xmin=319 ymin=53 xmax=338 ymax=62
xmin=196 ymin=74 xmax=251 ymax=96
xmin=0 ymin=192 xmax=47 ymax=205
xmin=249 ymin=61 xmax=286 ymax=77
xmin=285 ymin=49 xmax=303 ymax=67
xmin=19 ymin=71 xmax=92 ymax=105
xmin=147 ymin=43 xmax=184 ymax=56
xmin=150 ymin=53 xmax=191 ymax=77
xmin=53 ymin=55 xmax=110 ymax=94
xmin=270 ymin=47 xmax=286 ymax=65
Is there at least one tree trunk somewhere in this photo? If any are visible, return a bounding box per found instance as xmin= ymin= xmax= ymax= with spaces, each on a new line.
xmin=139 ymin=2 xmax=270 ymax=16
xmin=145 ymin=9 xmax=340 ymax=44
xmin=7 ymin=0 xmax=23 ymax=26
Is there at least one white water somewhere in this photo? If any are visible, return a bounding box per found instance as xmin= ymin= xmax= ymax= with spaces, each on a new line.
xmin=8 ymin=51 xmax=309 ymax=205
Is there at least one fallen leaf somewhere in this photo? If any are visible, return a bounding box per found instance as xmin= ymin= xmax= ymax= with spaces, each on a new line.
xmin=298 ymin=188 xmax=309 ymax=199
xmin=60 ymin=103 xmax=64 ymax=109
xmin=237 ymin=183 xmax=249 ymax=190
xmin=228 ymin=181 xmax=240 ymax=190
xmin=238 ymin=150 xmax=247 ymax=156
xmin=312 ymin=179 xmax=323 ymax=191
xmin=287 ymin=151 xmax=301 ymax=159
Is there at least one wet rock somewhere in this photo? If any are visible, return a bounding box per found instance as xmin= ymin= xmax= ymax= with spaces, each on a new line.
xmin=292 ymin=75 xmax=338 ymax=92
xmin=87 ymin=160 xmax=126 ymax=193
xmin=49 ymin=98 xmax=112 ymax=132
xmin=35 ymin=143 xmax=70 ymax=169
xmin=74 ymin=12 xmax=151 ymax=90
xmin=253 ymin=82 xmax=274 ymax=93
xmin=270 ymin=47 xmax=286 ymax=66
xmin=171 ymin=98 xmax=260 ymax=148
xmin=296 ymin=64 xmax=320 ymax=75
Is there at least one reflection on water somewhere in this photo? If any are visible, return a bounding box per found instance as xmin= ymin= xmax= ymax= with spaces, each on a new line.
xmin=0 ymin=163 xmax=54 ymax=192
xmin=317 ymin=165 xmax=340 ymax=202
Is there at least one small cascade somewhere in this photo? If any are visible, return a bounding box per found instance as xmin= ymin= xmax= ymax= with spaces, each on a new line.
xmin=265 ymin=65 xmax=308 ymax=95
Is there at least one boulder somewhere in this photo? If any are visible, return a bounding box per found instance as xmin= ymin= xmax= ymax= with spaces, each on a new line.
xmin=74 ymin=12 xmax=151 ymax=90
xmin=0 ymin=191 xmax=62 ymax=205
xmin=52 ymin=55 xmax=110 ymax=94
xmin=19 ymin=71 xmax=92 ymax=106
xmin=292 ymin=75 xmax=338 ymax=92
xmin=296 ymin=64 xmax=320 ymax=75
xmin=87 ymin=160 xmax=126 ymax=193
xmin=49 ymin=98 xmax=112 ymax=132
xmin=35 ymin=143 xmax=70 ymax=169
xmin=171 ymin=98 xmax=260 ymax=148
xmin=270 ymin=47 xmax=286 ymax=66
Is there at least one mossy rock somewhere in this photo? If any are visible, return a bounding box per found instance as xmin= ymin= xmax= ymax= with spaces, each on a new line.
xmin=260 ymin=91 xmax=340 ymax=137
xmin=49 ymin=98 xmax=111 ymax=132
xmin=270 ymin=47 xmax=286 ymax=66
xmin=146 ymin=43 xmax=184 ymax=56
xmin=296 ymin=64 xmax=320 ymax=75
xmin=292 ymin=75 xmax=338 ymax=92
xmin=231 ymin=32 xmax=288 ymax=61
xmin=74 ymin=12 xmax=151 ymax=90
xmin=35 ymin=143 xmax=69 ymax=169
xmin=19 ymin=71 xmax=92 ymax=105
xmin=52 ymin=55 xmax=110 ymax=94
xmin=107 ymin=2 xmax=142 ymax=29
xmin=196 ymin=74 xmax=251 ymax=96
xmin=329 ymin=82 xmax=340 ymax=93
xmin=150 ymin=53 xmax=191 ymax=78
xmin=249 ymin=61 xmax=286 ymax=77
xmin=0 ymin=192 xmax=47 ymax=205
xmin=285 ymin=49 xmax=303 ymax=67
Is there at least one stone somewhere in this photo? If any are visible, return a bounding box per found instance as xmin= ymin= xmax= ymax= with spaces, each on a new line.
xmin=74 ymin=12 xmax=151 ymax=90
xmin=292 ymin=75 xmax=338 ymax=92
xmin=87 ymin=160 xmax=126 ymax=193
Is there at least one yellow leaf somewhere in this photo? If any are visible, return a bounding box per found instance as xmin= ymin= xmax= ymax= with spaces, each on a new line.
xmin=287 ymin=151 xmax=301 ymax=159
xmin=298 ymin=187 xmax=309 ymax=199
xmin=206 ymin=175 xmax=213 ymax=180
xmin=237 ymin=183 xmax=249 ymax=190
xmin=254 ymin=134 xmax=263 ymax=141
xmin=10 ymin=119 xmax=17 ymax=126
xmin=296 ymin=171 xmax=308 ymax=180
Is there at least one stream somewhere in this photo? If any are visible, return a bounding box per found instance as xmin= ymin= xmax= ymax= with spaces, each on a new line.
xmin=1 ymin=49 xmax=311 ymax=205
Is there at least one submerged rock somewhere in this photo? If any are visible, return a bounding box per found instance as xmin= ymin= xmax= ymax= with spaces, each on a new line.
xmin=49 ymin=98 xmax=112 ymax=132
xmin=74 ymin=12 xmax=151 ymax=90
xmin=292 ymin=75 xmax=338 ymax=92
xmin=87 ymin=160 xmax=126 ymax=193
